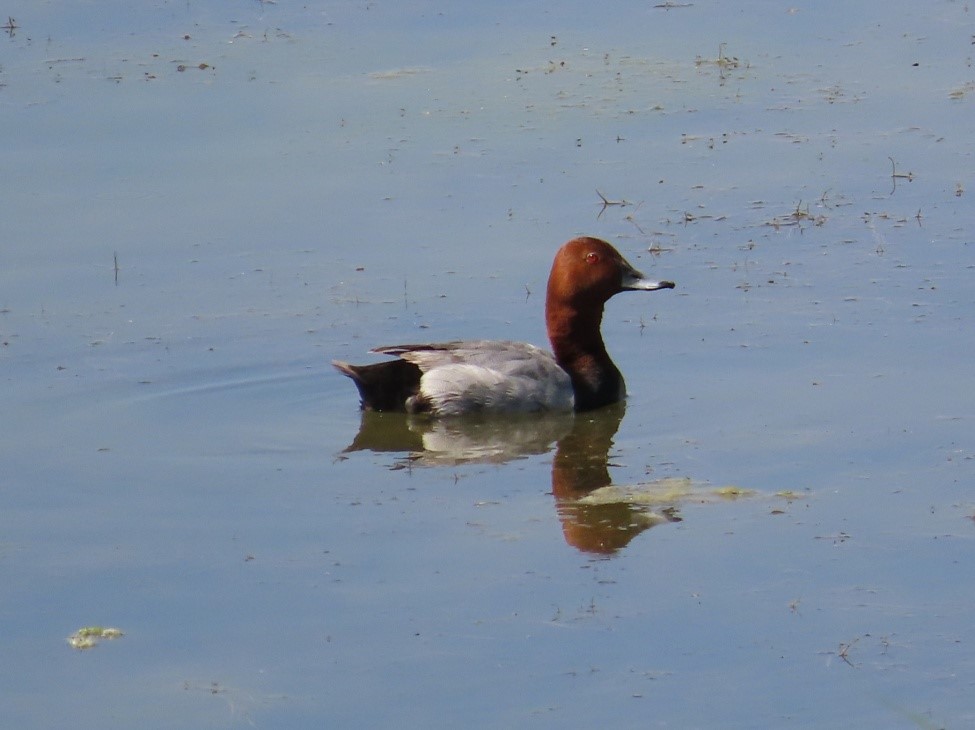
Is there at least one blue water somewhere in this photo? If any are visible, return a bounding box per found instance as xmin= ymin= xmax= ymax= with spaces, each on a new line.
xmin=2 ymin=1 xmax=973 ymax=727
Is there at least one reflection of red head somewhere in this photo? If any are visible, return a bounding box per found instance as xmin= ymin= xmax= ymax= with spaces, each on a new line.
xmin=556 ymin=502 xmax=647 ymax=554
xmin=550 ymin=403 xmax=677 ymax=554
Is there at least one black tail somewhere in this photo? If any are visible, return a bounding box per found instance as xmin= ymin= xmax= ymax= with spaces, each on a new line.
xmin=332 ymin=359 xmax=422 ymax=412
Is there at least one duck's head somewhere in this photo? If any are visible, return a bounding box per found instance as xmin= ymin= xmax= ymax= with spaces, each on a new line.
xmin=546 ymin=237 xmax=675 ymax=308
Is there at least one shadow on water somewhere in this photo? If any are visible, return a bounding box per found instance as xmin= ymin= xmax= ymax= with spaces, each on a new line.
xmin=340 ymin=402 xmax=682 ymax=555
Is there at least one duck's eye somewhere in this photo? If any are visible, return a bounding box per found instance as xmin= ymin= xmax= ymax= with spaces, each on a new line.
xmin=585 ymin=252 xmax=600 ymax=264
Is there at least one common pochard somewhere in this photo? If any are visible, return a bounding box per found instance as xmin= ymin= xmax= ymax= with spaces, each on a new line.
xmin=333 ymin=237 xmax=674 ymax=415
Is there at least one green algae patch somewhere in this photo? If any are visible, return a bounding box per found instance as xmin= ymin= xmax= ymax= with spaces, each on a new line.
xmin=67 ymin=626 xmax=124 ymax=650
xmin=713 ymin=486 xmax=757 ymax=500
xmin=575 ymin=478 xmax=765 ymax=508
xmin=575 ymin=477 xmax=695 ymax=507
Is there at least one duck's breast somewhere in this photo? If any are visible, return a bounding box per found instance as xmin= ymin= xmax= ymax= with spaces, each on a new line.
xmin=399 ymin=340 xmax=574 ymax=415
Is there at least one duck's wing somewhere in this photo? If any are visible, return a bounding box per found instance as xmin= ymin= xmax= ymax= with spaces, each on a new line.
xmin=373 ymin=340 xmax=574 ymax=415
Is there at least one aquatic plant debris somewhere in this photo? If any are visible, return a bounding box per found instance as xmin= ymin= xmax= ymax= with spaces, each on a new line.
xmin=574 ymin=477 xmax=763 ymax=507
xmin=67 ymin=626 xmax=124 ymax=650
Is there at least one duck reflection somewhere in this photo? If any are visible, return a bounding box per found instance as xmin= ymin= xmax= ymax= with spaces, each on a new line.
xmin=551 ymin=403 xmax=680 ymax=554
xmin=341 ymin=402 xmax=681 ymax=554
xmin=342 ymin=409 xmax=575 ymax=466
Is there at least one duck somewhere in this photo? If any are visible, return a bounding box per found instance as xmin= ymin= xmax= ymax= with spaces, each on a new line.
xmin=333 ymin=237 xmax=674 ymax=415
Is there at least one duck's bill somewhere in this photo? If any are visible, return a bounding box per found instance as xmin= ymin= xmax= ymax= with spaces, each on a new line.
xmin=622 ymin=268 xmax=676 ymax=291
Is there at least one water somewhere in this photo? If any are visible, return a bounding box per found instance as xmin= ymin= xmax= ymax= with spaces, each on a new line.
xmin=2 ymin=1 xmax=974 ymax=727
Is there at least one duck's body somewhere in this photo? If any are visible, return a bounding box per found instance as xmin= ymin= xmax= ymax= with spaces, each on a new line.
xmin=335 ymin=340 xmax=574 ymax=416
xmin=333 ymin=237 xmax=674 ymax=415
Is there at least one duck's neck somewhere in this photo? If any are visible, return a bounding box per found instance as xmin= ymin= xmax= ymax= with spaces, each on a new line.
xmin=547 ymin=301 xmax=625 ymax=411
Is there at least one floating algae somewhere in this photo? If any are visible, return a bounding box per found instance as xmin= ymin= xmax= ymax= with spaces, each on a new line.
xmin=67 ymin=626 xmax=124 ymax=650
xmin=576 ymin=478 xmax=761 ymax=507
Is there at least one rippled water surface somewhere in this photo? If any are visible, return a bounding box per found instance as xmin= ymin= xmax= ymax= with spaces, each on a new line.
xmin=2 ymin=2 xmax=974 ymax=727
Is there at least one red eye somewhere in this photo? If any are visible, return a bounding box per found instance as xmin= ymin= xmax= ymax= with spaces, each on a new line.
xmin=585 ymin=252 xmax=600 ymax=264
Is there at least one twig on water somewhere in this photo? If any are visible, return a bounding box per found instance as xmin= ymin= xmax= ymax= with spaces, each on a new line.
xmin=765 ymin=200 xmax=827 ymax=230
xmin=837 ymin=638 xmax=859 ymax=667
xmin=888 ymin=156 xmax=913 ymax=195
xmin=625 ymin=215 xmax=646 ymax=235
xmin=595 ymin=189 xmax=632 ymax=219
